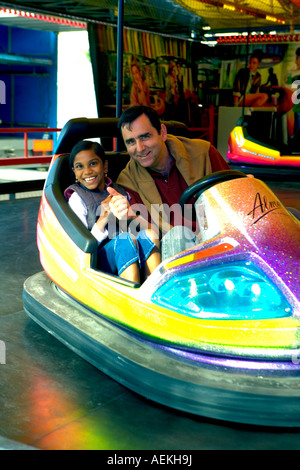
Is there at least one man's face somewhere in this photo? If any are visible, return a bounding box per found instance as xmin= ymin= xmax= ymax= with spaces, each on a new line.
xmin=121 ymin=114 xmax=167 ymax=171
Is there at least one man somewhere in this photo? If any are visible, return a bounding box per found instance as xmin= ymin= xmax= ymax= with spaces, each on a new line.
xmin=117 ymin=105 xmax=230 ymax=258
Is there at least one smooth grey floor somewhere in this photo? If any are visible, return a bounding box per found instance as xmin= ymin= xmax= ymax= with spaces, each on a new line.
xmin=1 ymin=181 xmax=300 ymax=450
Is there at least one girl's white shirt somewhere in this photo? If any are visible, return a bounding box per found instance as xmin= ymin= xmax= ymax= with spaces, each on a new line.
xmin=68 ymin=191 xmax=108 ymax=245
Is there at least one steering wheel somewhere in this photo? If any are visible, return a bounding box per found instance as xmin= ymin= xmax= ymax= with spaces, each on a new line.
xmin=179 ymin=170 xmax=247 ymax=208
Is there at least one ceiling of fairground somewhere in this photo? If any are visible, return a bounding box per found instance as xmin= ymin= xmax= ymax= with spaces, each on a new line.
xmin=0 ymin=0 xmax=299 ymax=40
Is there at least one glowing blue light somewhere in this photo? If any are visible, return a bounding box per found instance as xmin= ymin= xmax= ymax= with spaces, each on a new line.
xmin=152 ymin=261 xmax=291 ymax=320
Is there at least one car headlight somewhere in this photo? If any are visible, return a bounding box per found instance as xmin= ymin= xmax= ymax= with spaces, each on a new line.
xmin=151 ymin=261 xmax=292 ymax=320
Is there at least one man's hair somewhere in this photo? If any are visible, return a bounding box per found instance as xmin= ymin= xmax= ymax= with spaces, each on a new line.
xmin=69 ymin=140 xmax=106 ymax=170
xmin=118 ymin=105 xmax=161 ymax=134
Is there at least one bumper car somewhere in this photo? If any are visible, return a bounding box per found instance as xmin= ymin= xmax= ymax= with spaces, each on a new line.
xmin=227 ymin=112 xmax=300 ymax=176
xmin=23 ymin=118 xmax=300 ymax=428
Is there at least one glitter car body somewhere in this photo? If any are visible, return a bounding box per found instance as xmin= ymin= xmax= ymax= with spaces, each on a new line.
xmin=23 ymin=118 xmax=300 ymax=427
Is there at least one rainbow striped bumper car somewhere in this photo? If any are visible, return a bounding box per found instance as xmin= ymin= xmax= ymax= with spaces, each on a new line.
xmin=23 ymin=118 xmax=300 ymax=427
xmin=227 ymin=114 xmax=300 ymax=169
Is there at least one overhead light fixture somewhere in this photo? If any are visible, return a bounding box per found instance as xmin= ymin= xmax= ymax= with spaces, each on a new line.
xmin=223 ymin=4 xmax=236 ymax=11
xmin=217 ymin=32 xmax=300 ymax=44
xmin=0 ymin=7 xmax=86 ymax=29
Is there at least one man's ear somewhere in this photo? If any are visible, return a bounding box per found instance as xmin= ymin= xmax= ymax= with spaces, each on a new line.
xmin=104 ymin=159 xmax=108 ymax=174
xmin=160 ymin=123 xmax=167 ymax=142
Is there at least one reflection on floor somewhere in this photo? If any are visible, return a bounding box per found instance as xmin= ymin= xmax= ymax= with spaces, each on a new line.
xmin=1 ymin=179 xmax=300 ymax=450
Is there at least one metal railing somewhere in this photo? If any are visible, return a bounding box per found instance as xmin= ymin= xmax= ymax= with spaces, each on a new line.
xmin=0 ymin=126 xmax=61 ymax=197
xmin=0 ymin=126 xmax=61 ymax=166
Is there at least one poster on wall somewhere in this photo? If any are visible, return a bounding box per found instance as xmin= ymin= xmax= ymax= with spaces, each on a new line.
xmin=218 ymin=43 xmax=299 ymax=112
xmin=281 ymin=44 xmax=300 ymax=139
xmin=216 ymin=42 xmax=300 ymax=143
xmin=88 ymin=23 xmax=197 ymax=124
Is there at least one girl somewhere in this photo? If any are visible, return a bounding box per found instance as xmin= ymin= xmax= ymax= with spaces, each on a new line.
xmin=64 ymin=140 xmax=161 ymax=284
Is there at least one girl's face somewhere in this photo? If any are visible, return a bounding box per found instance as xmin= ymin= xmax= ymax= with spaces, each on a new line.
xmin=132 ymin=65 xmax=142 ymax=83
xmin=73 ymin=149 xmax=108 ymax=191
xmin=249 ymin=57 xmax=260 ymax=73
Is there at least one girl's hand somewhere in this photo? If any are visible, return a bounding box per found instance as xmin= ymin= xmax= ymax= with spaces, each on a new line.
xmin=107 ymin=186 xmax=129 ymax=221
xmin=100 ymin=195 xmax=112 ymax=216
xmin=109 ymin=195 xmax=129 ymax=220
xmin=96 ymin=194 xmax=113 ymax=232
